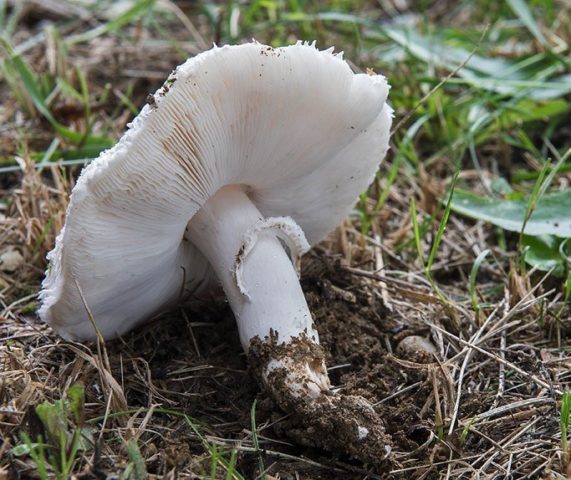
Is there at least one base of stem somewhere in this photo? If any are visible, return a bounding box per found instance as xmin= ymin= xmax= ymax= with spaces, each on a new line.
xmin=248 ymin=335 xmax=393 ymax=465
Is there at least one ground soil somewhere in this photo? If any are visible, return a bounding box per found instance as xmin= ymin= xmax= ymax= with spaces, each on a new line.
xmin=125 ymin=259 xmax=433 ymax=477
xmin=111 ymin=257 xmax=445 ymax=478
xmin=2 ymin=170 xmax=569 ymax=479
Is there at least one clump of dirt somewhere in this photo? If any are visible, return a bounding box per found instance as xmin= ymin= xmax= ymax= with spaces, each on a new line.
xmin=304 ymin=279 xmax=440 ymax=457
xmin=248 ymin=334 xmax=392 ymax=467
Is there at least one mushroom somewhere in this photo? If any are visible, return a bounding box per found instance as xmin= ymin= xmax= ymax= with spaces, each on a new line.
xmin=39 ymin=42 xmax=393 ymax=461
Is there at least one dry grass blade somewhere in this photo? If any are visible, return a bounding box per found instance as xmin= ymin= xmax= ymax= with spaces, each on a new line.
xmin=433 ymin=324 xmax=563 ymax=396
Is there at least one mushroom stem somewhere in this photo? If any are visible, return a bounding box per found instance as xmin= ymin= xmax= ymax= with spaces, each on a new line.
xmin=186 ymin=184 xmax=391 ymax=462
xmin=185 ymin=184 xmax=319 ymax=351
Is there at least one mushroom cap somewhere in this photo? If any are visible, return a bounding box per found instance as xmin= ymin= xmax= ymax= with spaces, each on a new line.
xmin=39 ymin=41 xmax=392 ymax=341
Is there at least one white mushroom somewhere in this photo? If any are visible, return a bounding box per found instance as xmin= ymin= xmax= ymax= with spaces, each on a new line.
xmin=39 ymin=41 xmax=393 ymax=461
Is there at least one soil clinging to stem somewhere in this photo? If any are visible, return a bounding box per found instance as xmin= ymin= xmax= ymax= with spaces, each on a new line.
xmin=248 ymin=333 xmax=393 ymax=467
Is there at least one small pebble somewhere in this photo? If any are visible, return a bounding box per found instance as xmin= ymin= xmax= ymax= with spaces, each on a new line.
xmin=0 ymin=249 xmax=24 ymax=273
xmin=396 ymin=335 xmax=437 ymax=356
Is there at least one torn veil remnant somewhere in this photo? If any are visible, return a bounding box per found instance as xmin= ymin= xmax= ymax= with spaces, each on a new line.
xmin=39 ymin=41 xmax=393 ymax=462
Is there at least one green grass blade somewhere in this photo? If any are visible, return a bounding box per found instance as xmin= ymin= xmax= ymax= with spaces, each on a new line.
xmin=66 ymin=0 xmax=156 ymax=45
xmin=38 ymin=138 xmax=61 ymax=170
xmin=0 ymin=39 xmax=106 ymax=145
xmin=373 ymin=149 xmax=403 ymax=216
xmin=561 ymin=391 xmax=571 ymax=465
xmin=520 ymin=148 xmax=570 ymax=248
xmin=0 ymin=38 xmax=56 ymax=122
xmin=224 ymin=449 xmax=238 ymax=480
xmin=427 ymin=170 xmax=460 ymax=271
xmin=506 ymin=0 xmax=548 ymax=47
xmin=250 ymin=400 xmax=265 ymax=477
xmin=410 ymin=197 xmax=425 ymax=269
xmin=20 ymin=433 xmax=49 ymax=480
xmin=469 ymin=249 xmax=491 ymax=314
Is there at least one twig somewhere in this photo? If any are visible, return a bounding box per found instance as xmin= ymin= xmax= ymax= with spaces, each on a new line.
xmin=494 ymin=327 xmax=507 ymax=408
xmin=475 ymin=416 xmax=542 ymax=473
xmin=181 ymin=309 xmax=201 ymax=358
xmin=447 ymin=301 xmax=504 ymax=435
xmin=432 ymin=324 xmax=563 ymax=395
xmin=465 ymin=397 xmax=553 ymax=422
xmin=374 ymin=381 xmax=423 ymax=406
xmin=373 ymin=233 xmax=393 ymax=311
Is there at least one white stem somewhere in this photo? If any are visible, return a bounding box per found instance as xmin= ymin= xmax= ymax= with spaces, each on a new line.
xmin=185 ymin=185 xmax=319 ymax=351
xmin=186 ymin=185 xmax=390 ymax=460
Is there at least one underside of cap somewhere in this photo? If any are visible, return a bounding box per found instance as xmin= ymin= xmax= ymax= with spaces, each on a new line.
xmin=39 ymin=41 xmax=392 ymax=341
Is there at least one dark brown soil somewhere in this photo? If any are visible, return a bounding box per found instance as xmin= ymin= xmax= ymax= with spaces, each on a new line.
xmin=93 ymin=255 xmax=448 ymax=478
xmin=2 ymin=3 xmax=571 ymax=478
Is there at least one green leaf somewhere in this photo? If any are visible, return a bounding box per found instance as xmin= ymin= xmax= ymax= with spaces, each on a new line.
xmin=377 ymin=27 xmax=571 ymax=99
xmin=126 ymin=440 xmax=147 ymax=480
xmin=498 ymin=99 xmax=570 ymax=125
xmin=35 ymin=400 xmax=68 ymax=448
xmin=67 ymin=383 xmax=85 ymax=426
xmin=449 ymin=73 xmax=571 ymax=100
xmin=490 ymin=177 xmax=514 ymax=196
xmin=522 ymin=235 xmax=567 ymax=276
xmin=12 ymin=443 xmax=35 ymax=456
xmin=469 ymin=249 xmax=491 ymax=311
xmin=451 ymin=189 xmax=571 ymax=237
xmin=381 ymin=26 xmax=514 ymax=78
